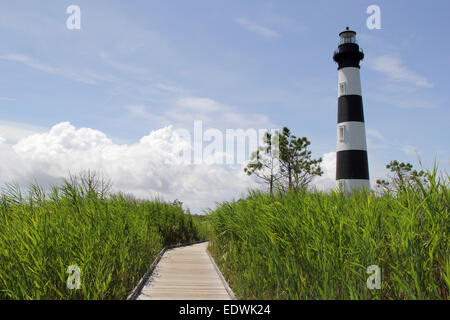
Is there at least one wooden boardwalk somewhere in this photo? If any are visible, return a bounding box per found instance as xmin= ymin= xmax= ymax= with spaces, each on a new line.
xmin=136 ymin=242 xmax=234 ymax=300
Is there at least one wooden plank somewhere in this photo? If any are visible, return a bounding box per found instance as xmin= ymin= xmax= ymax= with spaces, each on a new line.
xmin=136 ymin=242 xmax=233 ymax=300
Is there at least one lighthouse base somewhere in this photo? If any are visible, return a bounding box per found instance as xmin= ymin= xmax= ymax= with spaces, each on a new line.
xmin=337 ymin=179 xmax=370 ymax=194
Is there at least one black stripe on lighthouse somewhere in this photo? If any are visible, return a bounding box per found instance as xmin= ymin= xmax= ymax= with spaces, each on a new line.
xmin=337 ymin=95 xmax=365 ymax=123
xmin=336 ymin=150 xmax=369 ymax=180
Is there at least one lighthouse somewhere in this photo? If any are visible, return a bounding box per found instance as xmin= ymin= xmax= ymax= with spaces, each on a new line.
xmin=333 ymin=27 xmax=370 ymax=193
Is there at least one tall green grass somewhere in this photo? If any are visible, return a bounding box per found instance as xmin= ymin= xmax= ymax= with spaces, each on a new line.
xmin=209 ymin=168 xmax=449 ymax=299
xmin=0 ymin=180 xmax=203 ymax=300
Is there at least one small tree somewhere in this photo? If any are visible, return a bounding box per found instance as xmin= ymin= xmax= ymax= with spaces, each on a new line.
xmin=78 ymin=170 xmax=113 ymax=199
xmin=244 ymin=127 xmax=323 ymax=193
xmin=63 ymin=170 xmax=113 ymax=200
xmin=244 ymin=131 xmax=281 ymax=194
xmin=376 ymin=160 xmax=427 ymax=193
xmin=278 ymin=127 xmax=323 ymax=191
xmin=172 ymin=199 xmax=183 ymax=209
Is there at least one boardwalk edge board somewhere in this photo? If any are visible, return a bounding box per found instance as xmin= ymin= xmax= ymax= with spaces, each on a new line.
xmin=206 ymin=247 xmax=236 ymax=300
xmin=127 ymin=240 xmax=208 ymax=300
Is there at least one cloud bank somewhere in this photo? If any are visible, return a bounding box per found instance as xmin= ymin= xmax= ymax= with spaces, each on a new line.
xmin=0 ymin=122 xmax=259 ymax=212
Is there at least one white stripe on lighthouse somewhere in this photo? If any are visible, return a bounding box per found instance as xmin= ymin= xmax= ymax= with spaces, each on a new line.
xmin=338 ymin=67 xmax=362 ymax=97
xmin=337 ymin=179 xmax=371 ymax=193
xmin=336 ymin=121 xmax=367 ymax=152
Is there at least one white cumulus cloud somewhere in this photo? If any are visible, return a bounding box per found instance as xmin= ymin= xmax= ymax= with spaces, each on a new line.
xmin=1 ymin=122 xmax=257 ymax=212
xmin=312 ymin=152 xmax=336 ymax=191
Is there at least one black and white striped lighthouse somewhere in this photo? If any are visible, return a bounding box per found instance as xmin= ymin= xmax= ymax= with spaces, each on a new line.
xmin=333 ymin=27 xmax=370 ymax=193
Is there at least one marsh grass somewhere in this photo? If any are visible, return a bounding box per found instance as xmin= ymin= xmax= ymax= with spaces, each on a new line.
xmin=0 ymin=179 xmax=203 ymax=299
xmin=209 ymin=167 xmax=449 ymax=299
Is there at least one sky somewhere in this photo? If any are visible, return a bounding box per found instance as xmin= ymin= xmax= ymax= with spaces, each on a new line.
xmin=0 ymin=0 xmax=449 ymax=212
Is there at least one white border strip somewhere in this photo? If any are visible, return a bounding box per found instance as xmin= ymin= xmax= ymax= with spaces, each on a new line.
xmin=206 ymin=246 xmax=236 ymax=300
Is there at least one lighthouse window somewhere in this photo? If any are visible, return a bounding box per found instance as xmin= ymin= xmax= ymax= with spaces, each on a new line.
xmin=339 ymin=81 xmax=346 ymax=95
xmin=339 ymin=125 xmax=345 ymax=142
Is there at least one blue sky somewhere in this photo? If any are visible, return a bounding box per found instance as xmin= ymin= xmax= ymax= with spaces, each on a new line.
xmin=0 ymin=1 xmax=449 ymax=211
